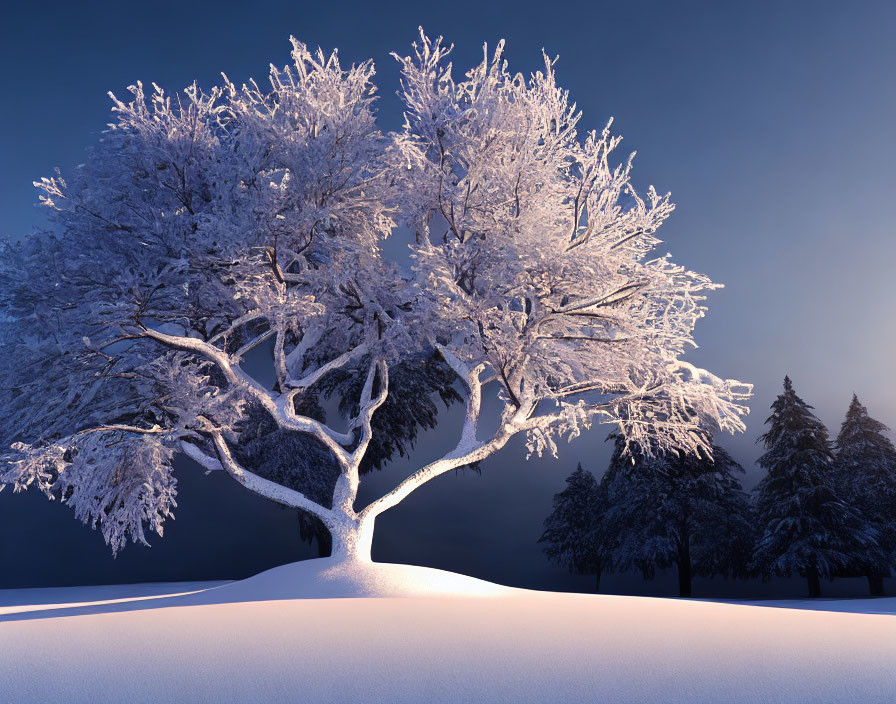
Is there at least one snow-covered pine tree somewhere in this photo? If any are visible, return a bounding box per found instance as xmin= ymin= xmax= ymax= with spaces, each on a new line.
xmin=0 ymin=32 xmax=750 ymax=568
xmin=833 ymin=394 xmax=896 ymax=596
xmin=539 ymin=463 xmax=609 ymax=591
xmin=752 ymin=377 xmax=874 ymax=597
xmin=600 ymin=434 xmax=753 ymax=597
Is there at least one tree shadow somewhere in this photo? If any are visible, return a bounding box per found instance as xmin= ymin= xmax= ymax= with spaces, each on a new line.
xmin=0 ymin=558 xmax=517 ymax=622
xmin=0 ymin=581 xmax=243 ymax=622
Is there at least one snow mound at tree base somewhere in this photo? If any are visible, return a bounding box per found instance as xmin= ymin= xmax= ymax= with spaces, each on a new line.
xmin=207 ymin=557 xmax=517 ymax=600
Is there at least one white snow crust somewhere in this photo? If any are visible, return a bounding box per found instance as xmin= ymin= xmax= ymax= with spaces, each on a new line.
xmin=1 ymin=560 xmax=895 ymax=703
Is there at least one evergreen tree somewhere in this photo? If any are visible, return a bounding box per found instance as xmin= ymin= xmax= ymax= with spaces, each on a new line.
xmin=539 ymin=464 xmax=608 ymax=592
xmin=752 ymin=377 xmax=874 ymax=597
xmin=600 ymin=435 xmax=754 ymax=597
xmin=833 ymin=395 xmax=896 ymax=595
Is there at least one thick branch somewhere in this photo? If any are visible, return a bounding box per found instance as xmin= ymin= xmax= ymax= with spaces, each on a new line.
xmin=207 ymin=311 xmax=267 ymax=345
xmin=233 ymin=329 xmax=275 ymax=361
xmin=138 ymin=327 xmax=355 ymax=456
xmin=273 ymin=328 xmax=289 ymax=389
xmin=182 ymin=437 xmax=334 ymax=522
xmin=350 ymin=358 xmax=389 ymax=464
xmin=360 ymin=345 xmax=493 ymax=521
xmin=77 ymin=424 xmax=168 ymax=436
xmin=432 ymin=343 xmax=488 ymax=445
xmin=331 ymin=358 xmax=389 ymax=515
xmin=359 ymin=426 xmax=516 ymax=523
xmin=435 ymin=343 xmax=485 ymax=446
xmin=285 ymin=342 xmax=369 ymax=390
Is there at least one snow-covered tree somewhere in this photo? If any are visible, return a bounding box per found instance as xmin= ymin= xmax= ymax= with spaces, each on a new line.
xmin=752 ymin=377 xmax=874 ymax=597
xmin=0 ymin=32 xmax=750 ymax=567
xmin=539 ymin=463 xmax=609 ymax=591
xmin=600 ymin=434 xmax=753 ymax=597
xmin=833 ymin=395 xmax=896 ymax=595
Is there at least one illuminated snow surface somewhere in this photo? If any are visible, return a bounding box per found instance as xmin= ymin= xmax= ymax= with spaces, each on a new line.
xmin=2 ymin=559 xmax=896 ymax=703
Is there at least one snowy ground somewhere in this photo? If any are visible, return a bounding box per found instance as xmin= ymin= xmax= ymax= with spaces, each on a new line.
xmin=1 ymin=560 xmax=895 ymax=704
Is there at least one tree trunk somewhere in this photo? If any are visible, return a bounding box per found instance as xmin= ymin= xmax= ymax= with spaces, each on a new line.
xmin=806 ymin=563 xmax=821 ymax=598
xmin=594 ymin=565 xmax=602 ymax=594
xmin=677 ymin=556 xmax=692 ymax=598
xmin=677 ymin=532 xmax=692 ymax=598
xmin=867 ymin=573 xmax=886 ymax=597
xmin=327 ymin=514 xmax=375 ymax=564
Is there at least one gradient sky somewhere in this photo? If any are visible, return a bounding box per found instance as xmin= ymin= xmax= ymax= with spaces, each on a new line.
xmin=1 ymin=0 xmax=894 ymax=595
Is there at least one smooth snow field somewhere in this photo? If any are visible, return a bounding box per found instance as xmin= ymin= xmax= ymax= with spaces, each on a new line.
xmin=1 ymin=560 xmax=895 ymax=704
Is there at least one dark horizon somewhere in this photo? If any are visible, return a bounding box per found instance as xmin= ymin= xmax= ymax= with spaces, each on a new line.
xmin=1 ymin=0 xmax=894 ymax=597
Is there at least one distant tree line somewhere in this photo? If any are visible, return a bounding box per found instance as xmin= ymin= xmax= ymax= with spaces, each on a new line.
xmin=540 ymin=377 xmax=896 ymax=598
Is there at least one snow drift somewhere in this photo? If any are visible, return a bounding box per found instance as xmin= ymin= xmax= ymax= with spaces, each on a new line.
xmin=1 ymin=559 xmax=895 ymax=703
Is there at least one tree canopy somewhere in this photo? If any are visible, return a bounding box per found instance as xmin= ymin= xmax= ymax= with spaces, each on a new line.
xmin=1 ymin=32 xmax=750 ymax=560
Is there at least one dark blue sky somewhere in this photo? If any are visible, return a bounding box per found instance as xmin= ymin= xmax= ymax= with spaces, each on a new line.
xmin=1 ymin=0 xmax=894 ymax=596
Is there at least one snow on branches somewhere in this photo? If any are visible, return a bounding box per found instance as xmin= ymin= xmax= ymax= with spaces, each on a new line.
xmin=1 ymin=32 xmax=750 ymax=559
xmin=393 ymin=31 xmax=750 ymax=460
xmin=4 ymin=433 xmax=176 ymax=554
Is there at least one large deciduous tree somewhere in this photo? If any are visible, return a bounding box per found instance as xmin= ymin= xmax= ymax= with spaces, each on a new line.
xmin=0 ymin=32 xmax=750 ymax=568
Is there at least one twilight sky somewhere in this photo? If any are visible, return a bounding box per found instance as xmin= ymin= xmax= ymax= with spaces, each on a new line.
xmin=1 ymin=0 xmax=894 ymax=595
